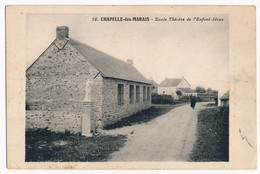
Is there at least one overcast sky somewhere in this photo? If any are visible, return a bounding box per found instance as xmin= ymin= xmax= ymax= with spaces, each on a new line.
xmin=26 ymin=14 xmax=229 ymax=91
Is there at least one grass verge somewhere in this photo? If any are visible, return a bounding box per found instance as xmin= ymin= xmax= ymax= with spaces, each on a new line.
xmin=189 ymin=106 xmax=229 ymax=162
xmin=104 ymin=104 xmax=185 ymax=130
xmin=26 ymin=128 xmax=126 ymax=162
xmin=204 ymin=102 xmax=218 ymax=107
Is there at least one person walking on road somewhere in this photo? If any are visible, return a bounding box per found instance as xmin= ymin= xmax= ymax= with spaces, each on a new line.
xmin=190 ymin=95 xmax=196 ymax=109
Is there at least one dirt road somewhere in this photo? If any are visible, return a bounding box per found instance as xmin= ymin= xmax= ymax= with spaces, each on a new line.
xmin=107 ymin=102 xmax=208 ymax=161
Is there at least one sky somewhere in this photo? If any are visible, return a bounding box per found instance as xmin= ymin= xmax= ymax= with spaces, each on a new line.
xmin=26 ymin=13 xmax=229 ymax=91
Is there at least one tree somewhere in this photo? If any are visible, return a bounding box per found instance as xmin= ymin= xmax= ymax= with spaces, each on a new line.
xmin=195 ymin=86 xmax=206 ymax=93
xmin=206 ymin=88 xmax=212 ymax=92
xmin=176 ymin=90 xmax=182 ymax=96
xmin=212 ymin=90 xmax=218 ymax=93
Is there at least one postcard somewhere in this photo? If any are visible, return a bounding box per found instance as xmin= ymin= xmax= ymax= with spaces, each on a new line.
xmin=6 ymin=5 xmax=256 ymax=169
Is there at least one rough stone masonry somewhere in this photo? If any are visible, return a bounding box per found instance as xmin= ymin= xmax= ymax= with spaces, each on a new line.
xmin=26 ymin=26 xmax=151 ymax=134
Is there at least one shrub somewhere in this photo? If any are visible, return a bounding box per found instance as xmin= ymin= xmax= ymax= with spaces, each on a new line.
xmin=151 ymin=94 xmax=175 ymax=105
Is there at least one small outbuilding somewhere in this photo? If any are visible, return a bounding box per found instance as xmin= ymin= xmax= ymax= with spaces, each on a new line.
xmin=219 ymin=90 xmax=229 ymax=107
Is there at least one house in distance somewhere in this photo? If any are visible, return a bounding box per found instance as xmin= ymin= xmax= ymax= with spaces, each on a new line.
xmin=158 ymin=77 xmax=197 ymax=99
xmin=26 ymin=26 xmax=152 ymax=135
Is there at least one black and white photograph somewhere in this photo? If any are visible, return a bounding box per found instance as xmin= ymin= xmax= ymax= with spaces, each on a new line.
xmin=5 ymin=5 xmax=256 ymax=170
xmin=25 ymin=12 xmax=229 ymax=162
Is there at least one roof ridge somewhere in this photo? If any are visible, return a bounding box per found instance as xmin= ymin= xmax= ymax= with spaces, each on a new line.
xmin=159 ymin=78 xmax=182 ymax=87
xmin=69 ymin=38 xmax=151 ymax=84
xmin=69 ymin=38 xmax=129 ymax=65
xmin=220 ymin=90 xmax=229 ymax=100
xmin=168 ymin=78 xmax=182 ymax=80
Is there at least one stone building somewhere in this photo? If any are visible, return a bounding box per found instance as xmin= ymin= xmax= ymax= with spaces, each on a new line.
xmin=26 ymin=26 xmax=151 ymax=135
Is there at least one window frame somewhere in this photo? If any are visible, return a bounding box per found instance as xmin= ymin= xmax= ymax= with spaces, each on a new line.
xmin=129 ymin=85 xmax=134 ymax=104
xmin=136 ymin=85 xmax=140 ymax=103
xmin=147 ymin=86 xmax=151 ymax=101
xmin=117 ymin=84 xmax=124 ymax=105
xmin=143 ymin=86 xmax=146 ymax=101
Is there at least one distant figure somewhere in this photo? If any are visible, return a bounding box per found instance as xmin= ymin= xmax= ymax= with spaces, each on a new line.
xmin=190 ymin=96 xmax=196 ymax=109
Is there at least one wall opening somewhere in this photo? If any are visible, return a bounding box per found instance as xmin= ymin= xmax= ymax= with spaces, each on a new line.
xmin=136 ymin=85 xmax=140 ymax=103
xmin=129 ymin=85 xmax=134 ymax=104
xmin=117 ymin=84 xmax=124 ymax=105
xmin=143 ymin=86 xmax=146 ymax=101
xmin=147 ymin=87 xmax=150 ymax=101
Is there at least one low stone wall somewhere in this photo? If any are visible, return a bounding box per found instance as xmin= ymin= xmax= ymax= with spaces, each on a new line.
xmin=26 ymin=101 xmax=92 ymax=134
xmin=26 ymin=110 xmax=84 ymax=133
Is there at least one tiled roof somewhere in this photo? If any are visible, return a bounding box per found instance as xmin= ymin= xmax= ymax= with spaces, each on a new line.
xmin=69 ymin=39 xmax=151 ymax=84
xmin=159 ymin=78 xmax=182 ymax=87
xmin=220 ymin=90 xmax=229 ymax=100
xmin=177 ymin=88 xmax=196 ymax=93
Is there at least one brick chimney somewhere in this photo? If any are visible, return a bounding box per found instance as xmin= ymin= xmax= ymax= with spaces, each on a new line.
xmin=56 ymin=26 xmax=69 ymax=40
xmin=127 ymin=59 xmax=133 ymax=65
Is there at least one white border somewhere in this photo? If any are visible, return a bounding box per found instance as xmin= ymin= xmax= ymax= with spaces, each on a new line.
xmin=1 ymin=0 xmax=259 ymax=174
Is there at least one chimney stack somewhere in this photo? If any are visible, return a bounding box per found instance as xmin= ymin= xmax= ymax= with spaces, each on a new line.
xmin=127 ymin=59 xmax=133 ymax=65
xmin=56 ymin=26 xmax=69 ymax=40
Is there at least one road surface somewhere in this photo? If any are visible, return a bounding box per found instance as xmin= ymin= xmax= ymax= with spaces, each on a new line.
xmin=107 ymin=102 xmax=208 ymax=161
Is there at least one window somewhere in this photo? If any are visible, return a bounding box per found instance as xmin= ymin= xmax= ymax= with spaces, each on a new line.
xmin=147 ymin=87 xmax=150 ymax=101
xmin=129 ymin=85 xmax=134 ymax=104
xmin=136 ymin=86 xmax=140 ymax=103
xmin=143 ymin=86 xmax=146 ymax=101
xmin=117 ymin=84 xmax=124 ymax=105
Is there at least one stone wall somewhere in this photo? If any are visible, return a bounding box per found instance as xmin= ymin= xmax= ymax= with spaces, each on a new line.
xmin=26 ymin=101 xmax=92 ymax=134
xmin=26 ymin=40 xmax=103 ymax=131
xmin=26 ymin=40 xmax=102 ymax=103
xmin=26 ymin=38 xmax=151 ymax=131
xmin=102 ymin=78 xmax=151 ymax=126
xmin=26 ymin=110 xmax=83 ymax=133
